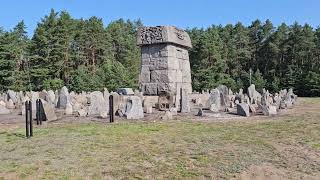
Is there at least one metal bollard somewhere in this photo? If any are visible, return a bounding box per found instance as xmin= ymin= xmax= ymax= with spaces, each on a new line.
xmin=109 ymin=95 xmax=114 ymax=123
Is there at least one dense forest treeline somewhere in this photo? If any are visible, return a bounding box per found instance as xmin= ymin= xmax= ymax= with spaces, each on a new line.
xmin=0 ymin=9 xmax=319 ymax=96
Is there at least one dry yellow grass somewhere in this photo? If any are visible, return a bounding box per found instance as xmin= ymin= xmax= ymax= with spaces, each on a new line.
xmin=0 ymin=98 xmax=319 ymax=179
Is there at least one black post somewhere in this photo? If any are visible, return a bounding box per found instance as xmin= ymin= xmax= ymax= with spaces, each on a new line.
xmin=36 ymin=99 xmax=39 ymax=125
xmin=109 ymin=95 xmax=114 ymax=123
xmin=29 ymin=101 xmax=33 ymax=137
xmin=39 ymin=100 xmax=42 ymax=125
xmin=25 ymin=101 xmax=29 ymax=138
xmin=180 ymin=88 xmax=183 ymax=112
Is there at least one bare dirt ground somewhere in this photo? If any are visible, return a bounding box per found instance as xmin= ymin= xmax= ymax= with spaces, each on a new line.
xmin=0 ymin=98 xmax=319 ymax=179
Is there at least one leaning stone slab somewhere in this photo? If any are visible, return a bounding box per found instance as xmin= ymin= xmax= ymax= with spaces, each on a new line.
xmin=40 ymin=100 xmax=57 ymax=121
xmin=237 ymin=103 xmax=250 ymax=117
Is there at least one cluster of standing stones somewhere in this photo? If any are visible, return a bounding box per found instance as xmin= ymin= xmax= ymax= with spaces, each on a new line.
xmin=0 ymin=26 xmax=298 ymax=121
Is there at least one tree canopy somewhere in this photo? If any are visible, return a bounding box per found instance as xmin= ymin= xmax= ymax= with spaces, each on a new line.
xmin=0 ymin=9 xmax=319 ymax=96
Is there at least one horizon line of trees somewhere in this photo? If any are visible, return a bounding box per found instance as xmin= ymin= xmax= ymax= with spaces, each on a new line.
xmin=0 ymin=9 xmax=319 ymax=96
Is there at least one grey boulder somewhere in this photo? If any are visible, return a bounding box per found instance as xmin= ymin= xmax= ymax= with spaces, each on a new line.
xmin=237 ymin=103 xmax=250 ymax=117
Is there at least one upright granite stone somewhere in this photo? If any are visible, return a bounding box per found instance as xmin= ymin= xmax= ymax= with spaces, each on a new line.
xmin=88 ymin=91 xmax=108 ymax=116
xmin=205 ymin=89 xmax=220 ymax=112
xmin=110 ymin=92 xmax=120 ymax=114
xmin=30 ymin=91 xmax=39 ymax=110
xmin=248 ymin=84 xmax=255 ymax=103
xmin=103 ymin=88 xmax=110 ymax=101
xmin=217 ymin=85 xmax=229 ymax=109
xmin=57 ymin=86 xmax=70 ymax=109
xmin=137 ymin=26 xmax=192 ymax=96
xmin=124 ymin=96 xmax=144 ymax=119
xmin=180 ymin=88 xmax=190 ymax=113
xmin=7 ymin=90 xmax=17 ymax=103
xmin=40 ymin=99 xmax=57 ymax=121
xmin=46 ymin=90 xmax=56 ymax=105
xmin=65 ymin=103 xmax=73 ymax=115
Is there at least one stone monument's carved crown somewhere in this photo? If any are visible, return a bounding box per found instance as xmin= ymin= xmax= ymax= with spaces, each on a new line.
xmin=137 ymin=26 xmax=192 ymax=48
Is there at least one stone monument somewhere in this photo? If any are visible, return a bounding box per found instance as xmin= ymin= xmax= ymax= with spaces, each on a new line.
xmin=137 ymin=26 xmax=192 ymax=98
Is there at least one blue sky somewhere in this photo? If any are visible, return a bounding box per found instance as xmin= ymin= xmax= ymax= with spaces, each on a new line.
xmin=0 ymin=0 xmax=319 ymax=36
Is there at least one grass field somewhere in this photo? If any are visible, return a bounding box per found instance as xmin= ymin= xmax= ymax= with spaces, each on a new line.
xmin=0 ymin=98 xmax=320 ymax=179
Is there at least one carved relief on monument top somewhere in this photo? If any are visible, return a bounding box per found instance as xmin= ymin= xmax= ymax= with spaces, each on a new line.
xmin=137 ymin=26 xmax=192 ymax=48
xmin=140 ymin=26 xmax=164 ymax=44
xmin=174 ymin=27 xmax=185 ymax=40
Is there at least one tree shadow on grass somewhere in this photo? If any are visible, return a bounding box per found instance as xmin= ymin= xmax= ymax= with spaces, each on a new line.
xmin=0 ymin=131 xmax=26 ymax=139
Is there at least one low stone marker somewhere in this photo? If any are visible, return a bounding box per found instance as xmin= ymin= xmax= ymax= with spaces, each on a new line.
xmin=0 ymin=104 xmax=10 ymax=115
xmin=65 ymin=103 xmax=73 ymax=115
xmin=262 ymin=105 xmax=277 ymax=116
xmin=237 ymin=103 xmax=250 ymax=117
xmin=161 ymin=111 xmax=173 ymax=120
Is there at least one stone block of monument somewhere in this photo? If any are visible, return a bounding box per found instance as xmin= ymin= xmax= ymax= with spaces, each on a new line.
xmin=137 ymin=26 xmax=192 ymax=96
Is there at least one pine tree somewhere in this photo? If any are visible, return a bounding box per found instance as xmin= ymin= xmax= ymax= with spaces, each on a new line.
xmin=0 ymin=21 xmax=29 ymax=91
xmin=29 ymin=9 xmax=58 ymax=90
